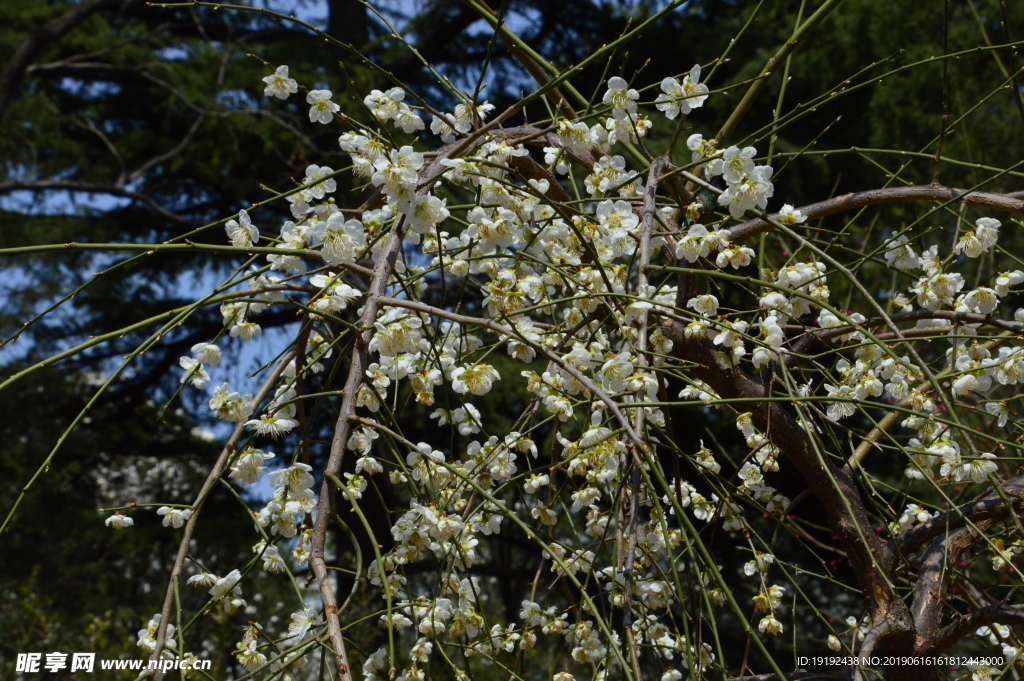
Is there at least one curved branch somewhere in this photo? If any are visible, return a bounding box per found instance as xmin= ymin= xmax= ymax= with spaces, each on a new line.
xmin=309 ymin=227 xmax=405 ymax=680
xmin=659 ymin=319 xmax=914 ymax=635
xmin=925 ymin=604 xmax=1024 ymax=653
xmin=149 ymin=349 xmax=296 ymax=676
xmin=853 ymin=620 xmax=892 ymax=681
xmin=497 ymin=124 xmax=598 ymax=172
xmin=910 ymin=518 xmax=999 ymax=648
xmin=896 ymin=476 xmax=1024 ymax=557
xmin=727 ymin=185 xmax=1024 ymax=244
xmin=788 ymin=310 xmax=1024 ymax=358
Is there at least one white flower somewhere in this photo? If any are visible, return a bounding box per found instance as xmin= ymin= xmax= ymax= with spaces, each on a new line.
xmin=595 ymin=199 xmax=639 ymax=232
xmin=307 ymin=89 xmax=339 ymax=124
xmin=156 ymin=506 xmax=192 ymax=528
xmin=286 ymin=607 xmax=318 ymax=641
xmin=963 ymin=453 xmax=998 ymax=483
xmin=994 ymin=270 xmax=1024 ymax=297
xmin=302 ymin=164 xmax=337 ymax=200
xmin=883 ymin=235 xmax=919 ymax=271
xmin=555 ymin=120 xmax=592 ymax=157
xmin=962 ymin=287 xmax=999 ymax=314
xmin=236 ymin=639 xmax=267 ymax=672
xmin=372 ymin=145 xmax=424 ymax=205
xmin=743 ymin=552 xmax=775 ymax=575
xmin=364 ymin=647 xmax=387 ymax=677
xmin=191 ymin=342 xmax=221 ymax=367
xmin=431 ymin=114 xmax=457 ymax=142
xmin=687 ymin=133 xmax=718 ymax=165
xmin=137 ymin=614 xmax=175 ymax=652
xmin=186 ymin=572 xmax=217 ymax=588
xmin=355 ymin=456 xmax=383 ymax=475
xmin=823 ymin=384 xmax=856 ymax=421
xmin=603 ymin=76 xmax=639 ymax=119
xmin=738 ymin=461 xmax=764 ymax=489
xmin=687 ymin=294 xmax=719 ymax=317
xmin=715 ymin=244 xmax=756 ymax=269
xmin=601 ymin=351 xmax=634 ymax=392
xmin=406 ymin=193 xmax=450 ymax=236
xmin=655 ymin=64 xmax=709 ymax=119
xmin=364 ymin=87 xmax=405 ymax=121
xmin=210 ymin=569 xmax=243 ymax=601
xmin=105 ymin=513 xmax=133 ymax=529
xmin=718 ymin=165 xmax=773 ymax=218
xmin=451 ymin=363 xmax=500 ymax=395
xmin=247 ymin=414 xmax=298 ymax=438
xmin=256 ymin=543 xmax=286 ymax=572
xmin=897 ymin=504 xmax=933 ymax=531
xmin=393 ymin=107 xmax=425 ymax=133
xmin=230 ymin=447 xmax=275 ymax=485
xmin=709 ymin=145 xmax=756 ymax=183
xmin=230 ymin=321 xmax=262 ymax=340
xmin=986 ymin=401 xmax=1010 ymax=428
xmin=524 ymin=473 xmax=550 ymax=494
xmin=955 ymin=217 xmax=1001 ymax=258
xmin=758 ymin=615 xmax=784 ymax=635
xmin=225 ymin=209 xmax=259 ymax=248
xmin=778 ymin=203 xmax=807 ymax=224
xmin=316 ymin=213 xmax=367 ymax=266
xmin=310 ymin=274 xmax=362 ymax=313
xmin=675 ymin=224 xmax=710 ymax=262
xmin=269 ymin=463 xmax=315 ymax=493
xmin=178 ymin=356 xmax=210 ymax=388
xmin=262 ymin=65 xmax=298 ymax=99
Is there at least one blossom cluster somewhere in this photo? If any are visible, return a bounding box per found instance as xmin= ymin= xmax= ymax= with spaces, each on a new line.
xmin=96 ymin=51 xmax=1024 ymax=681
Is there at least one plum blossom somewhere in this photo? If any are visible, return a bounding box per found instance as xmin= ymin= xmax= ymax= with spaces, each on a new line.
xmin=262 ymin=65 xmax=298 ymax=99
xmin=307 ymin=89 xmax=340 ymax=124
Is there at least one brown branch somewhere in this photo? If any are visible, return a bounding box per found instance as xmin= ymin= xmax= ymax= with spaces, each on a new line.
xmin=659 ymin=318 xmax=916 ymax=642
xmin=910 ymin=518 xmax=998 ymax=649
xmin=509 ymin=153 xmax=573 ymax=204
xmin=896 ymin=476 xmax=1024 ymax=557
xmin=854 ymin=619 xmax=892 ymax=681
xmin=497 ymin=124 xmax=598 ymax=172
xmin=306 ymin=122 xmax=513 ymax=676
xmin=925 ymin=604 xmax=1024 ymax=653
xmin=308 ymin=220 xmax=407 ymax=681
xmin=149 ymin=350 xmax=296 ymax=678
xmin=788 ymin=310 xmax=1024 ymax=358
xmin=0 ymin=0 xmax=107 ymax=118
xmin=727 ymin=185 xmax=1024 ymax=244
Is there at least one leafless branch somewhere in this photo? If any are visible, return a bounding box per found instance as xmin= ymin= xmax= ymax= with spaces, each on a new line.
xmin=910 ymin=518 xmax=998 ymax=647
xmin=727 ymin=185 xmax=1024 ymax=244
xmin=148 ymin=350 xmax=296 ymax=679
xmin=896 ymin=476 xmax=1024 ymax=557
xmin=925 ymin=604 xmax=1024 ymax=653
